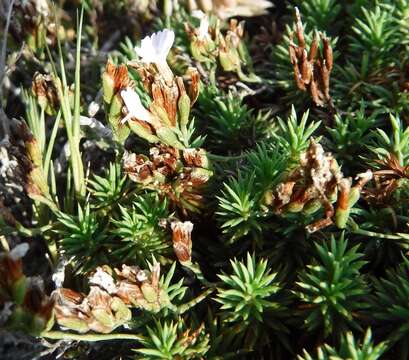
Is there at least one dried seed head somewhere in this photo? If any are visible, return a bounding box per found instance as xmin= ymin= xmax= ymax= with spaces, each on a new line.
xmin=289 ymin=9 xmax=334 ymax=107
xmin=123 ymin=152 xmax=154 ymax=184
xmin=171 ymin=221 xmax=193 ymax=263
xmin=32 ymin=72 xmax=59 ymax=115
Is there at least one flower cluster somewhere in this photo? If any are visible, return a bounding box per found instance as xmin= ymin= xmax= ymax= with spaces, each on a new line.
xmin=289 ymin=8 xmax=333 ymax=107
xmin=123 ymin=145 xmax=212 ymax=214
xmin=271 ymin=140 xmax=372 ymax=232
xmin=188 ymin=0 xmax=272 ymax=19
xmin=103 ymin=29 xmax=202 ymax=149
xmin=53 ymin=262 xmax=171 ymax=333
xmin=10 ymin=0 xmax=56 ymax=55
xmin=185 ymin=16 xmax=260 ymax=82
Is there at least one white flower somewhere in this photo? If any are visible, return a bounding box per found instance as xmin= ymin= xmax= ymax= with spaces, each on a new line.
xmin=89 ymin=268 xmax=117 ymax=294
xmin=134 ymin=29 xmax=175 ymax=64
xmin=120 ymin=87 xmax=152 ymax=124
xmin=197 ymin=16 xmax=210 ymax=41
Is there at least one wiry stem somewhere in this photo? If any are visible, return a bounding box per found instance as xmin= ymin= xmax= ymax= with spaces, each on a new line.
xmin=40 ymin=330 xmax=144 ymax=342
xmin=177 ymin=287 xmax=215 ymax=314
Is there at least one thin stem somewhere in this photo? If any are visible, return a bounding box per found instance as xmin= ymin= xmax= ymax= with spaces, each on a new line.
xmin=177 ymin=287 xmax=215 ymax=314
xmin=350 ymin=226 xmax=405 ymax=240
xmin=208 ymin=153 xmax=246 ymax=162
xmin=15 ymin=222 xmax=55 ymax=237
xmin=44 ymin=111 xmax=61 ymax=179
xmin=40 ymin=330 xmax=144 ymax=342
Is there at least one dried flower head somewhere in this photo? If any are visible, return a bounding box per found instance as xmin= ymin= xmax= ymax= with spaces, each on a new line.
xmin=363 ymin=156 xmax=409 ymax=206
xmin=191 ymin=0 xmax=272 ymax=19
xmin=171 ymin=221 xmax=194 ymax=263
xmin=271 ymin=140 xmax=371 ymax=233
xmin=123 ymin=145 xmax=212 ymax=214
xmin=31 ymin=72 xmax=59 ymax=115
xmin=289 ymin=8 xmax=333 ymax=107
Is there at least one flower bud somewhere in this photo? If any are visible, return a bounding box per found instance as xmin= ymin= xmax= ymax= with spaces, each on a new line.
xmin=335 ymin=178 xmax=352 ymax=229
xmin=108 ymin=93 xmax=130 ymax=143
xmin=219 ymin=48 xmax=237 ymax=72
xmin=27 ymin=167 xmax=50 ymax=198
xmin=187 ymin=67 xmax=200 ymax=105
xmin=25 ymin=137 xmax=42 ymax=168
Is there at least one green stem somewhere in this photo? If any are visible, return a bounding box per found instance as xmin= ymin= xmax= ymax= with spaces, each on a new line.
xmin=236 ymin=67 xmax=261 ymax=83
xmin=209 ymin=66 xmax=217 ymax=89
xmin=16 ymin=222 xmax=54 ymax=236
xmin=164 ymin=0 xmax=172 ymax=28
xmin=40 ymin=330 xmax=144 ymax=342
xmin=349 ymin=220 xmax=405 ymax=240
xmin=44 ymin=111 xmax=61 ymax=179
xmin=177 ymin=287 xmax=215 ymax=314
xmin=208 ymin=153 xmax=246 ymax=162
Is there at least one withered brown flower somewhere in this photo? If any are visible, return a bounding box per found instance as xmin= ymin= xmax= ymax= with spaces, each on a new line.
xmin=363 ymin=155 xmax=409 ymax=206
xmin=171 ymin=221 xmax=194 ymax=263
xmin=31 ymin=72 xmax=59 ymax=115
xmin=289 ymin=8 xmax=333 ymax=108
xmin=271 ymin=140 xmax=371 ymax=233
xmin=123 ymin=144 xmax=212 ymax=214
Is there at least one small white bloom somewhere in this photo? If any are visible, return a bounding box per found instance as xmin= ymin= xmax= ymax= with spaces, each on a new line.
xmin=120 ymin=87 xmax=152 ymax=124
xmin=134 ymin=29 xmax=175 ymax=64
xmin=89 ymin=268 xmax=117 ymax=294
xmin=197 ymin=16 xmax=210 ymax=41
xmin=136 ymin=270 xmax=148 ymax=282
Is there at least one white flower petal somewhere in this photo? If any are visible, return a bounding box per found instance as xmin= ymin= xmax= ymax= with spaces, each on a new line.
xmin=198 ymin=16 xmax=210 ymax=41
xmin=120 ymin=88 xmax=152 ymax=123
xmin=134 ymin=29 xmax=175 ymax=64
xmin=89 ymin=268 xmax=117 ymax=294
